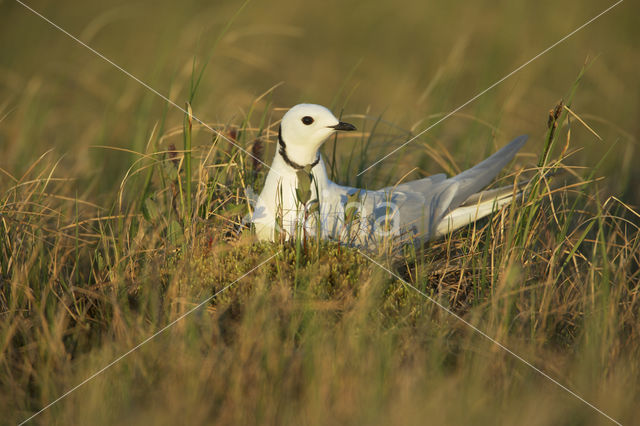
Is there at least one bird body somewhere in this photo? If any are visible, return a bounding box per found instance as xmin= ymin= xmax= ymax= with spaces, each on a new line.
xmin=252 ymin=104 xmax=527 ymax=248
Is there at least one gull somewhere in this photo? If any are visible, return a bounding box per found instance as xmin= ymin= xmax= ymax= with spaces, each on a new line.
xmin=252 ymin=104 xmax=527 ymax=248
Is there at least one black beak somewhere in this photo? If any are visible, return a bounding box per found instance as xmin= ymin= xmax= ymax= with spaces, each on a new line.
xmin=329 ymin=121 xmax=357 ymax=131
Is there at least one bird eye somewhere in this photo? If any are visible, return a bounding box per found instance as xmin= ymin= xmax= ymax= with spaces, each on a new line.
xmin=301 ymin=116 xmax=314 ymax=125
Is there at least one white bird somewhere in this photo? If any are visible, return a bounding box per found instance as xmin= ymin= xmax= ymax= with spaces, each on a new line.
xmin=252 ymin=104 xmax=527 ymax=249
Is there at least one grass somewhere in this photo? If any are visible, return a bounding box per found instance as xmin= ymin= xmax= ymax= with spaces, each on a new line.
xmin=1 ymin=0 xmax=639 ymax=424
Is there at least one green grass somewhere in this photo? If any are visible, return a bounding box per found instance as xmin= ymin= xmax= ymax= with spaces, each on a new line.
xmin=1 ymin=0 xmax=639 ymax=424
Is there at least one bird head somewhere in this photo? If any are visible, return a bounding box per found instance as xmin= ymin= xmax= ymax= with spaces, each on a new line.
xmin=279 ymin=104 xmax=356 ymax=166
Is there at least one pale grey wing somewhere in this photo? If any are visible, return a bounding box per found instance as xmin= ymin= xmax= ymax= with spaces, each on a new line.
xmin=353 ymin=188 xmax=432 ymax=246
xmin=322 ymin=136 xmax=526 ymax=245
xmin=447 ymin=135 xmax=527 ymax=208
xmin=317 ymin=182 xmax=425 ymax=245
xmin=371 ymin=170 xmax=449 ymax=239
xmin=381 ymin=173 xmax=447 ymax=194
xmin=459 ymin=177 xmax=530 ymax=207
xmin=378 ymin=135 xmax=528 ymax=240
xmin=383 ymin=183 xmax=460 ymax=239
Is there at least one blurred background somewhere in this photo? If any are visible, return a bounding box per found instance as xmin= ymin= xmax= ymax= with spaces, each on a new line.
xmin=0 ymin=0 xmax=638 ymax=204
xmin=2 ymin=2 xmax=639 ymax=424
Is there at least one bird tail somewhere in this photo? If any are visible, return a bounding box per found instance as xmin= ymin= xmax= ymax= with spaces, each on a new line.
xmin=433 ymin=182 xmax=525 ymax=238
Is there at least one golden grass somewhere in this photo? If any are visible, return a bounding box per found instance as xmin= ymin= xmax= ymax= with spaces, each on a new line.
xmin=1 ymin=0 xmax=639 ymax=424
xmin=2 ymin=92 xmax=639 ymax=424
